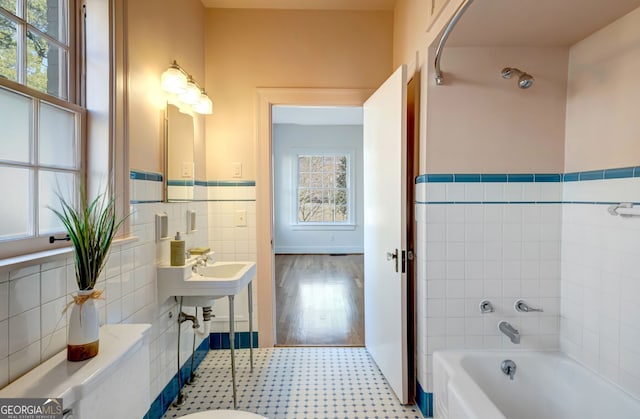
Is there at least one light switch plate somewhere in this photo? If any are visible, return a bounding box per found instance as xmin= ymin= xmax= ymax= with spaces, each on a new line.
xmin=181 ymin=162 xmax=194 ymax=178
xmin=235 ymin=210 xmax=247 ymax=226
xmin=232 ymin=162 xmax=242 ymax=178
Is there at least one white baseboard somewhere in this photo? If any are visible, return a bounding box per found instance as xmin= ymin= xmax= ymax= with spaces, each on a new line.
xmin=274 ymin=245 xmax=363 ymax=254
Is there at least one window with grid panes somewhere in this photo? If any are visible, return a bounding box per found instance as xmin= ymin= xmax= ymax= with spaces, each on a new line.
xmin=297 ymin=154 xmax=351 ymax=224
xmin=0 ymin=0 xmax=83 ymax=256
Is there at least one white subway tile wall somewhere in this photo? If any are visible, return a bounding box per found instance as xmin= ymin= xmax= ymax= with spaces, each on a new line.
xmin=0 ymin=176 xmax=257 ymax=409
xmin=206 ymin=185 xmax=257 ymax=333
xmin=561 ymin=177 xmax=640 ymax=400
xmin=416 ymin=180 xmax=563 ymax=392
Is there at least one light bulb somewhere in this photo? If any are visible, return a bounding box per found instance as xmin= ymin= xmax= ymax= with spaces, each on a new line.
xmin=161 ymin=66 xmax=187 ymax=94
xmin=193 ymin=92 xmax=213 ymax=115
xmin=179 ymin=80 xmax=201 ymax=105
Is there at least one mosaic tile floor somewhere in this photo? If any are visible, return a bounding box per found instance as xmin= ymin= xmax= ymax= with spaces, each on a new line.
xmin=163 ymin=347 xmax=422 ymax=419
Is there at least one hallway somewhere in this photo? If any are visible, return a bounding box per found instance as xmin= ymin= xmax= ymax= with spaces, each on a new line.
xmin=275 ymin=254 xmax=364 ymax=346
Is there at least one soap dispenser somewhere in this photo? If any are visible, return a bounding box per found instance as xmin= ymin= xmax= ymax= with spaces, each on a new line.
xmin=170 ymin=232 xmax=186 ymax=266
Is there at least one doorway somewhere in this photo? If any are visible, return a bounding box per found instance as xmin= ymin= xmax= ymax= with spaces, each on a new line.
xmin=255 ymin=81 xmax=419 ymax=403
xmin=271 ymin=105 xmax=365 ymax=346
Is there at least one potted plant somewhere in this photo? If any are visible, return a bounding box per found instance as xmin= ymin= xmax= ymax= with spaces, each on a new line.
xmin=51 ymin=189 xmax=126 ymax=361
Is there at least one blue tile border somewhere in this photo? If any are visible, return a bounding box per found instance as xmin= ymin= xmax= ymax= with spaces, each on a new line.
xmin=210 ymin=332 xmax=259 ymax=350
xmin=579 ymin=169 xmax=604 ymax=181
xmin=416 ymin=381 xmax=433 ymax=418
xmin=206 ymin=180 xmax=256 ymax=187
xmin=481 ymin=174 xmax=508 ymax=183
xmin=604 ymin=166 xmax=635 ymax=179
xmin=454 ymin=174 xmax=481 ymax=182
xmin=130 ymin=171 xmax=256 ymax=187
xmin=562 ymin=172 xmax=579 ymax=182
xmin=130 ymin=199 xmax=163 ymax=204
xmin=167 ymin=179 xmax=195 ymax=187
xmin=130 ymin=170 xmax=163 ymax=182
xmin=415 ymin=165 xmax=640 ymax=184
xmin=417 ymin=200 xmax=639 ymax=206
xmin=507 ymin=173 xmax=535 ymax=182
xmin=144 ymin=336 xmax=209 ymax=419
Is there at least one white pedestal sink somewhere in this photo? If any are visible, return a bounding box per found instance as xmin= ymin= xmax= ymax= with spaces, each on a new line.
xmin=157 ymin=260 xmax=256 ymax=305
xmin=157 ymin=259 xmax=256 ymax=409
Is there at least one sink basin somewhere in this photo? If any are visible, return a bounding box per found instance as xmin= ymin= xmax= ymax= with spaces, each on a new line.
xmin=157 ymin=261 xmax=256 ymax=306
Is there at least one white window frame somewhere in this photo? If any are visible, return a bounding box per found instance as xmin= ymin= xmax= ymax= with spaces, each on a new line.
xmin=291 ymin=148 xmax=356 ymax=231
xmin=0 ymin=0 xmax=77 ymax=101
xmin=0 ymin=0 xmax=84 ymax=260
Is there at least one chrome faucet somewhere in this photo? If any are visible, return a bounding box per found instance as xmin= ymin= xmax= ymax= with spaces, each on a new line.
xmin=498 ymin=321 xmax=520 ymax=344
xmin=501 ymin=359 xmax=517 ymax=380
xmin=191 ymin=255 xmax=209 ymax=274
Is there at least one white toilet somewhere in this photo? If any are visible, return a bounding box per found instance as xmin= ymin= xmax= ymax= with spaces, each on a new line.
xmin=179 ymin=411 xmax=267 ymax=419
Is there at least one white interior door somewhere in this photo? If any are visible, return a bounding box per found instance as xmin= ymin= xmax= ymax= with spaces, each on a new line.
xmin=363 ymin=65 xmax=408 ymax=404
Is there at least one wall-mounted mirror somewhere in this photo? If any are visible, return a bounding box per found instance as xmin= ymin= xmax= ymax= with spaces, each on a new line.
xmin=165 ymin=104 xmax=195 ymax=201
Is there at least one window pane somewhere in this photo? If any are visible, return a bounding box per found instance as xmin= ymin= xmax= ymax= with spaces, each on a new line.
xmin=0 ymin=0 xmax=18 ymax=15
xmin=0 ymin=87 xmax=31 ymax=162
xmin=27 ymin=0 xmax=67 ymax=43
xmin=309 ymin=173 xmax=322 ymax=188
xmin=39 ymin=101 xmax=76 ymax=168
xmin=310 ymin=156 xmax=322 ymax=171
xmin=298 ymin=155 xmax=309 ymax=172
xmin=0 ymin=14 xmax=18 ymax=82
xmin=323 ymin=172 xmax=334 ymax=188
xmin=335 ymin=189 xmax=347 ymax=205
xmin=38 ymin=169 xmax=75 ymax=234
xmin=322 ymin=204 xmax=334 ymax=222
xmin=298 ymin=172 xmax=310 ymax=187
xmin=0 ymin=166 xmax=32 ymax=239
xmin=322 ymin=155 xmax=334 ymax=171
xmin=307 ymin=205 xmax=322 ymax=222
xmin=27 ymin=30 xmax=67 ymax=99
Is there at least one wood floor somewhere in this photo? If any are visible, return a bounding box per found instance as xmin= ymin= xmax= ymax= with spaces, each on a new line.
xmin=275 ymin=254 xmax=364 ymax=346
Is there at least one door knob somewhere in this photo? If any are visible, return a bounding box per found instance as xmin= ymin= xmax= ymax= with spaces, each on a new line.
xmin=386 ymin=248 xmax=399 ymax=272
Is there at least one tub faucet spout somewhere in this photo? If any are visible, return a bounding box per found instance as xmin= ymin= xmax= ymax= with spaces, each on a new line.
xmin=498 ymin=321 xmax=520 ymax=344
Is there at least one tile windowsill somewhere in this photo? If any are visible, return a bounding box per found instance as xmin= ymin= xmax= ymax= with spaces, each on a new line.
xmin=0 ymin=236 xmax=139 ymax=274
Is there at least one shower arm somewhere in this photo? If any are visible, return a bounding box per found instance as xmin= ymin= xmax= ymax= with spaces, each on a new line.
xmin=434 ymin=0 xmax=474 ymax=85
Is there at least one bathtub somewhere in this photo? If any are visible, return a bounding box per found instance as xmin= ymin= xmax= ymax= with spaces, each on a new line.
xmin=433 ymin=351 xmax=640 ymax=419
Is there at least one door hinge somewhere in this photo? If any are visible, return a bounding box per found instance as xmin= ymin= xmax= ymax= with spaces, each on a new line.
xmin=407 ymin=250 xmax=414 ymax=261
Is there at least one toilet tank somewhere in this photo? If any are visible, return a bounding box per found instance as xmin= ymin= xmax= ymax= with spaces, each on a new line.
xmin=0 ymin=324 xmax=151 ymax=419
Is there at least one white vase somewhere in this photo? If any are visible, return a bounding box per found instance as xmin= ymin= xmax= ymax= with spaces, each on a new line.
xmin=67 ymin=289 xmax=100 ymax=361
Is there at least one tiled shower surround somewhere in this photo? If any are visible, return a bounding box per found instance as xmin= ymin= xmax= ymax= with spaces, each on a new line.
xmin=415 ymin=167 xmax=640 ymax=415
xmin=0 ymin=172 xmax=257 ymax=416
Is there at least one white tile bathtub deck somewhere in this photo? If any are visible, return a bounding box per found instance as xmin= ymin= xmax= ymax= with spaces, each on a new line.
xmin=163 ymin=347 xmax=421 ymax=419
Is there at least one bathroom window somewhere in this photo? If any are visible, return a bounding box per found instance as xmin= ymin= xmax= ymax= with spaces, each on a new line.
xmin=296 ymin=153 xmax=353 ymax=225
xmin=0 ymin=0 xmax=74 ymax=101
xmin=0 ymin=0 xmax=84 ymax=258
xmin=0 ymin=84 xmax=83 ymax=246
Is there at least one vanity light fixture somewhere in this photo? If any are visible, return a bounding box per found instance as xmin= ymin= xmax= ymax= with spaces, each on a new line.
xmin=161 ymin=60 xmax=213 ymax=114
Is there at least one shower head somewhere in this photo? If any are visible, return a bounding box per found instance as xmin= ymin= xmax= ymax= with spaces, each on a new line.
xmin=501 ymin=67 xmax=534 ymax=89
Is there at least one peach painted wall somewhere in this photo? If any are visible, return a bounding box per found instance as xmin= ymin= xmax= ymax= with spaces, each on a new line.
xmin=425 ymin=47 xmax=568 ymax=173
xmin=203 ymin=9 xmax=393 ymax=180
xmin=127 ymin=0 xmax=206 ymax=179
xmin=393 ymin=0 xmax=429 ymax=69
xmin=565 ymin=6 xmax=640 ymax=172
